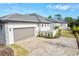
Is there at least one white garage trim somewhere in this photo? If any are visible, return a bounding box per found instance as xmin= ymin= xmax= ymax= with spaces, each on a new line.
xmin=4 ymin=22 xmax=38 ymax=45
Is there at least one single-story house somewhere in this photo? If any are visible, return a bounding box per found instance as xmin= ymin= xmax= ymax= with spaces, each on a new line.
xmin=49 ymin=19 xmax=61 ymax=30
xmin=49 ymin=19 xmax=68 ymax=30
xmin=60 ymin=20 xmax=68 ymax=29
xmin=0 ymin=13 xmax=50 ymax=45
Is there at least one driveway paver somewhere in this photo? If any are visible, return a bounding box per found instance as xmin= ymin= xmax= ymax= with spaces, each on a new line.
xmin=15 ymin=36 xmax=79 ymax=56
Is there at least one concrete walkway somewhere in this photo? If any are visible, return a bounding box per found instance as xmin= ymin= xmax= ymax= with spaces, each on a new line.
xmin=15 ymin=37 xmax=79 ymax=56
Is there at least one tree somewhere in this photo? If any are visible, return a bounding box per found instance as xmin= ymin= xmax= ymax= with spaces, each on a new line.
xmin=76 ymin=16 xmax=79 ymax=22
xmin=47 ymin=15 xmax=52 ymax=20
xmin=64 ymin=17 xmax=74 ymax=28
xmin=64 ymin=17 xmax=73 ymax=23
xmin=54 ymin=14 xmax=62 ymax=21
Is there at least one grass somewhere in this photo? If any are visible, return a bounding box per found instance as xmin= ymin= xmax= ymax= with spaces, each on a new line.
xmin=8 ymin=44 xmax=28 ymax=56
xmin=61 ymin=29 xmax=75 ymax=38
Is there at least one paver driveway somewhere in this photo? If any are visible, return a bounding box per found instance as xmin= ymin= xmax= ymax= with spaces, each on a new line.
xmin=15 ymin=36 xmax=79 ymax=56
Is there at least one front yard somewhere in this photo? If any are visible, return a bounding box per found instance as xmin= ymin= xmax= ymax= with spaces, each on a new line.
xmin=0 ymin=29 xmax=79 ymax=56
xmin=8 ymin=44 xmax=28 ymax=56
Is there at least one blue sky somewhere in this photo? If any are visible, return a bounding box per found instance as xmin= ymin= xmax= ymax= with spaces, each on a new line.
xmin=0 ymin=3 xmax=79 ymax=18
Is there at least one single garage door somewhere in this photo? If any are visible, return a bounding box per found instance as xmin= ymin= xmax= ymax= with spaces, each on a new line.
xmin=14 ymin=27 xmax=35 ymax=42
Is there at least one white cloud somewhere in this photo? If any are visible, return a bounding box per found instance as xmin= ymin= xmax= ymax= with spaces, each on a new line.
xmin=55 ymin=4 xmax=70 ymax=10
xmin=46 ymin=4 xmax=71 ymax=11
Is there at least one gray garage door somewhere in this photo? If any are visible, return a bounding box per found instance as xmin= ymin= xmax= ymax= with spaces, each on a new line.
xmin=14 ymin=27 xmax=35 ymax=42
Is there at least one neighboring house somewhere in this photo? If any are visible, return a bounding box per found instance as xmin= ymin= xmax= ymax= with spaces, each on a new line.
xmin=50 ymin=19 xmax=68 ymax=30
xmin=0 ymin=13 xmax=50 ymax=45
xmin=60 ymin=20 xmax=68 ymax=29
xmin=50 ymin=19 xmax=61 ymax=30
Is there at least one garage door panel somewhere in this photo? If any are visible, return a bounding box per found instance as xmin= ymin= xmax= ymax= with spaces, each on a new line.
xmin=14 ymin=27 xmax=35 ymax=42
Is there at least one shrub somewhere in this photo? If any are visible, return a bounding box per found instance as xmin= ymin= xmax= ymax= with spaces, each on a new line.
xmin=54 ymin=26 xmax=59 ymax=29
xmin=40 ymin=32 xmax=43 ymax=37
xmin=54 ymin=29 xmax=61 ymax=38
xmin=48 ymin=33 xmax=51 ymax=38
xmin=45 ymin=32 xmax=48 ymax=38
xmin=77 ymin=27 xmax=79 ymax=30
xmin=48 ymin=33 xmax=53 ymax=38
xmin=58 ymin=29 xmax=61 ymax=36
xmin=37 ymin=32 xmax=40 ymax=37
xmin=37 ymin=31 xmax=53 ymax=39
xmin=72 ymin=25 xmax=77 ymax=31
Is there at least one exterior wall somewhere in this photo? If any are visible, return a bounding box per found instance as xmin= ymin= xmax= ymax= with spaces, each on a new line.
xmin=4 ymin=22 xmax=50 ymax=45
xmin=0 ymin=24 xmax=5 ymax=45
xmin=39 ymin=24 xmax=50 ymax=31
xmin=4 ymin=22 xmax=38 ymax=45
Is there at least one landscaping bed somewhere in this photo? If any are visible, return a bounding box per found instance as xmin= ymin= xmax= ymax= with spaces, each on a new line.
xmin=37 ymin=31 xmax=53 ymax=39
xmin=8 ymin=44 xmax=28 ymax=56
xmin=0 ymin=44 xmax=14 ymax=56
xmin=37 ymin=29 xmax=61 ymax=39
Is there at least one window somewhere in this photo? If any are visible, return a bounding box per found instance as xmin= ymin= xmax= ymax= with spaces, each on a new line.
xmin=10 ymin=28 xmax=11 ymax=31
xmin=0 ymin=25 xmax=2 ymax=30
xmin=45 ymin=24 xmax=46 ymax=27
xmin=42 ymin=24 xmax=43 ymax=27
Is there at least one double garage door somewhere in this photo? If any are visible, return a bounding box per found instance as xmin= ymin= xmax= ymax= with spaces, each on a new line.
xmin=13 ymin=27 xmax=35 ymax=42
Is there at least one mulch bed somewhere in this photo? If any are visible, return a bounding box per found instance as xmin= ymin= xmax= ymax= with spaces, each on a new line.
xmin=0 ymin=44 xmax=14 ymax=56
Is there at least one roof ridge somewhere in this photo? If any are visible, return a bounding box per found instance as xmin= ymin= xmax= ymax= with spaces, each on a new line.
xmin=29 ymin=13 xmax=50 ymax=23
xmin=28 ymin=14 xmax=41 ymax=23
xmin=1 ymin=13 xmax=24 ymax=19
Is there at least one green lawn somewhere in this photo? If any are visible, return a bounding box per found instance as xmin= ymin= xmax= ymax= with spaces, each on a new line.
xmin=61 ymin=30 xmax=75 ymax=38
xmin=8 ymin=44 xmax=28 ymax=56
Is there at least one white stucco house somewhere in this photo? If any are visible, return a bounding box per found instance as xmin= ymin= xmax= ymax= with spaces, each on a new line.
xmin=60 ymin=20 xmax=68 ymax=29
xmin=0 ymin=13 xmax=50 ymax=45
xmin=48 ymin=19 xmax=68 ymax=37
xmin=49 ymin=19 xmax=60 ymax=30
xmin=50 ymin=19 xmax=68 ymax=30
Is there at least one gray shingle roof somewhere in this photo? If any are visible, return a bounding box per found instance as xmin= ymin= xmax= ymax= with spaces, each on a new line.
xmin=59 ymin=20 xmax=66 ymax=23
xmin=28 ymin=13 xmax=50 ymax=23
xmin=0 ymin=13 xmax=39 ymax=23
xmin=49 ymin=19 xmax=60 ymax=23
xmin=0 ymin=13 xmax=50 ymax=23
xmin=49 ymin=19 xmax=66 ymax=23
